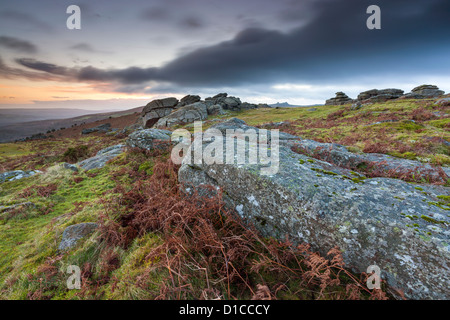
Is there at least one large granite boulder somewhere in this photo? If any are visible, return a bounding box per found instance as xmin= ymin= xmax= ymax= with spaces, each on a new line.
xmin=141 ymin=97 xmax=179 ymax=128
xmin=403 ymin=85 xmax=445 ymax=99
xmin=205 ymin=93 xmax=244 ymax=111
xmin=58 ymin=223 xmax=98 ymax=251
xmin=77 ymin=144 xmax=125 ymax=171
xmin=126 ymin=128 xmax=172 ymax=150
xmin=325 ymin=92 xmax=353 ymax=105
xmin=154 ymin=102 xmax=208 ymax=128
xmin=177 ymin=118 xmax=450 ymax=300
xmin=207 ymin=104 xmax=225 ymax=116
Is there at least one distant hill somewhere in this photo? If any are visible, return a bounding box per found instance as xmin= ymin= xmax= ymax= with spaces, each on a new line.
xmin=0 ymin=107 xmax=143 ymax=143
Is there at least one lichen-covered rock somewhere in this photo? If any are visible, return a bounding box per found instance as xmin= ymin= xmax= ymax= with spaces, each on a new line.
xmin=0 ymin=170 xmax=42 ymax=183
xmin=77 ymin=144 xmax=125 ymax=171
xmin=178 ymin=118 xmax=450 ymax=300
xmin=0 ymin=202 xmax=35 ymax=214
xmin=154 ymin=102 xmax=207 ymax=128
xmin=119 ymin=123 xmax=143 ymax=136
xmin=325 ymin=92 xmax=353 ymax=105
xmin=141 ymin=97 xmax=179 ymax=128
xmin=58 ymin=223 xmax=98 ymax=251
xmin=126 ymin=129 xmax=172 ymax=150
xmin=206 ymin=93 xmax=228 ymax=101
xmin=403 ymin=85 xmax=445 ymax=99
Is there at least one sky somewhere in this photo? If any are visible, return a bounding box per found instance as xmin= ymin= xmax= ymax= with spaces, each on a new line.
xmin=0 ymin=0 xmax=449 ymax=110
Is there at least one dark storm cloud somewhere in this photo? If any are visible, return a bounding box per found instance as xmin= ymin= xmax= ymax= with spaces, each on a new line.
xmin=0 ymin=36 xmax=38 ymax=53
xmin=5 ymin=0 xmax=450 ymax=90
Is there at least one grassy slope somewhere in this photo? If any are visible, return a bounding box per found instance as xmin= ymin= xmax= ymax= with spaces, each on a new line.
xmin=0 ymin=97 xmax=448 ymax=300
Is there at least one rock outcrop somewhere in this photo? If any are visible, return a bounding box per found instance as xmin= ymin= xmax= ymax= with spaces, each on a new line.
xmin=205 ymin=93 xmax=247 ymax=111
xmin=127 ymin=128 xmax=172 ymax=150
xmin=58 ymin=223 xmax=98 ymax=251
xmin=357 ymin=89 xmax=404 ymax=103
xmin=291 ymin=138 xmax=450 ymax=183
xmin=77 ymin=144 xmax=125 ymax=171
xmin=178 ymin=118 xmax=450 ymax=300
xmin=142 ymin=97 xmax=179 ymax=128
xmin=155 ymin=102 xmax=208 ymax=128
xmin=403 ymin=85 xmax=445 ymax=99
xmin=436 ymin=97 xmax=450 ymax=106
xmin=325 ymin=92 xmax=353 ymax=105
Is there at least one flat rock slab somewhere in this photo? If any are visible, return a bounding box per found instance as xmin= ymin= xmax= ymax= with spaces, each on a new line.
xmin=0 ymin=202 xmax=36 ymax=214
